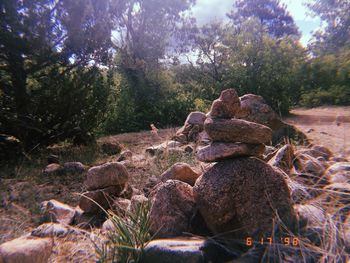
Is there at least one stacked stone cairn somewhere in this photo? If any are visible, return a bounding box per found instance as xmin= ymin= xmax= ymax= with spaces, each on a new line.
xmin=193 ymin=88 xmax=296 ymax=242
xmin=197 ymin=89 xmax=270 ymax=162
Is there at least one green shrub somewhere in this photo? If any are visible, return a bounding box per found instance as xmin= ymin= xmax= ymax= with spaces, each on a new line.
xmin=96 ymin=202 xmax=153 ymax=263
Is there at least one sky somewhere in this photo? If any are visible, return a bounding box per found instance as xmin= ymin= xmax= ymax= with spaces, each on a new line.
xmin=191 ymin=0 xmax=322 ymax=46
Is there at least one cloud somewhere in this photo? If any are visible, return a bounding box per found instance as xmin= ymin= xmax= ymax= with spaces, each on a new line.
xmin=191 ymin=0 xmax=232 ymax=25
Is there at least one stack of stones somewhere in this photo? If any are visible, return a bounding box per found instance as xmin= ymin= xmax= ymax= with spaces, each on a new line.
xmin=197 ymin=89 xmax=272 ymax=162
xmin=193 ymin=88 xmax=296 ymax=241
xmin=79 ymin=162 xmax=129 ymax=214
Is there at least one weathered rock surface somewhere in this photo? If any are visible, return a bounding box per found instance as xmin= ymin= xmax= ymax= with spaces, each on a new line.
xmin=79 ymin=186 xmax=124 ymax=213
xmin=312 ymin=145 xmax=333 ymax=160
xmin=128 ymin=195 xmax=149 ymax=214
xmin=174 ymin=111 xmax=207 ymax=143
xmin=40 ymin=199 xmax=77 ymax=225
xmin=204 ymin=118 xmax=272 ymax=144
xmin=235 ymin=94 xmax=280 ymax=128
xmin=197 ymin=142 xmax=265 ymax=162
xmin=235 ymin=94 xmax=308 ymax=145
xmin=268 ymin=144 xmax=294 ymax=174
xmin=149 ymin=180 xmax=196 ymax=238
xmin=325 ymin=162 xmax=350 ymax=184
xmin=0 ymin=236 xmax=53 ymax=263
xmin=207 ymin=89 xmax=240 ymax=119
xmin=85 ymin=162 xmax=128 ymax=191
xmin=31 ymin=223 xmax=80 ymax=238
xmin=102 ymin=219 xmax=114 ymax=231
xmin=294 ymin=204 xmax=326 ymax=227
xmin=296 ymin=147 xmax=333 ymax=161
xmin=111 ymin=198 xmax=131 ymax=215
xmin=294 ymin=154 xmax=327 ymax=184
xmin=322 ymin=183 xmax=350 ymax=206
xmin=160 ymin=163 xmax=201 ymax=186
xmin=193 ymin=157 xmax=296 ymax=238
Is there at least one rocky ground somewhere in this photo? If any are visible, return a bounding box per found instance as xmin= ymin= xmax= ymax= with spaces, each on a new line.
xmin=1 ymin=94 xmax=350 ymax=263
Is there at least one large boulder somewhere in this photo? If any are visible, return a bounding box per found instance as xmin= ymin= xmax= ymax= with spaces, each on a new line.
xmin=207 ymin=89 xmax=241 ymax=119
xmin=193 ymin=157 xmax=296 ymax=238
xmin=204 ymin=118 xmax=272 ymax=144
xmin=160 ymin=163 xmax=201 ymax=186
xmin=149 ymin=180 xmax=196 ymax=238
xmin=0 ymin=236 xmax=53 ymax=263
xmin=197 ymin=143 xmax=265 ymax=162
xmin=235 ymin=94 xmax=308 ymax=145
xmin=85 ymin=162 xmax=128 ymax=191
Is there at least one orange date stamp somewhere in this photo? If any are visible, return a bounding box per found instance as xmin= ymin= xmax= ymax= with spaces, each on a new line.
xmin=245 ymin=237 xmax=299 ymax=246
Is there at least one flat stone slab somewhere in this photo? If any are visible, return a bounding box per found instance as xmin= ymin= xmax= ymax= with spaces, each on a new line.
xmin=141 ymin=238 xmax=205 ymax=263
xmin=204 ymin=118 xmax=272 ymax=144
xmin=197 ymin=142 xmax=265 ymax=162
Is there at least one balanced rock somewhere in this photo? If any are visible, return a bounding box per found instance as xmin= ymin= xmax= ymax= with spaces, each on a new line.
xmin=160 ymin=163 xmax=201 ymax=186
xmin=85 ymin=162 xmax=128 ymax=191
xmin=197 ymin=142 xmax=265 ymax=162
xmin=149 ymin=180 xmax=196 ymax=238
xmin=204 ymin=118 xmax=272 ymax=144
xmin=193 ymin=157 xmax=295 ymax=238
xmin=208 ymin=89 xmax=240 ymax=119
xmin=0 ymin=236 xmax=53 ymax=263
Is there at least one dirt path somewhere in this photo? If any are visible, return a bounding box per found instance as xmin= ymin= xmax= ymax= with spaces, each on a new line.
xmin=284 ymin=106 xmax=350 ymax=156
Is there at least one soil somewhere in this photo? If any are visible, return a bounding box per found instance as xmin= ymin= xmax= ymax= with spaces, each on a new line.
xmin=284 ymin=106 xmax=350 ymax=156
